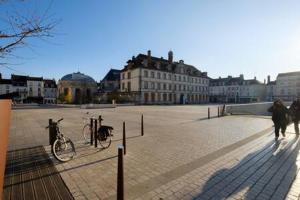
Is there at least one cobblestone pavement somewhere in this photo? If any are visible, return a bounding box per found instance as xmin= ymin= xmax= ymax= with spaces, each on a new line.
xmin=8 ymin=105 xmax=300 ymax=199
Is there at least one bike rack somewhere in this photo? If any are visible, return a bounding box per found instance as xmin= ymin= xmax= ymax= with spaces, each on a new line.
xmin=89 ymin=115 xmax=103 ymax=148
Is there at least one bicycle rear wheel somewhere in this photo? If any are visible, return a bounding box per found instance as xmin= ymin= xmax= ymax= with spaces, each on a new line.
xmin=82 ymin=124 xmax=91 ymax=143
xmin=98 ymin=129 xmax=112 ymax=149
xmin=52 ymin=138 xmax=76 ymax=162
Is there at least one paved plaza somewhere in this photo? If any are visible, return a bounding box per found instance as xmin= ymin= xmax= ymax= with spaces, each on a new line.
xmin=5 ymin=105 xmax=300 ymax=199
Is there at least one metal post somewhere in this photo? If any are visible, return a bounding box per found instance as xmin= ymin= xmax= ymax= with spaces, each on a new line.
xmin=94 ymin=119 xmax=98 ymax=148
xmin=90 ymin=118 xmax=94 ymax=145
xmin=98 ymin=115 xmax=102 ymax=127
xmin=141 ymin=114 xmax=144 ymax=136
xmin=123 ymin=122 xmax=126 ymax=155
xmin=208 ymin=108 xmax=210 ymax=119
xmin=218 ymin=107 xmax=220 ymax=118
xmin=49 ymin=119 xmax=54 ymax=145
xmin=117 ymin=146 xmax=124 ymax=200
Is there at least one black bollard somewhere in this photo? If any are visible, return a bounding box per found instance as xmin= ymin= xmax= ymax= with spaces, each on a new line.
xmin=117 ymin=146 xmax=124 ymax=200
xmin=94 ymin=119 xmax=98 ymax=148
xmin=99 ymin=115 xmax=102 ymax=127
xmin=208 ymin=108 xmax=210 ymax=119
xmin=218 ymin=107 xmax=220 ymax=118
xmin=49 ymin=119 xmax=55 ymax=145
xmin=90 ymin=118 xmax=94 ymax=145
xmin=123 ymin=121 xmax=126 ymax=155
xmin=141 ymin=114 xmax=144 ymax=136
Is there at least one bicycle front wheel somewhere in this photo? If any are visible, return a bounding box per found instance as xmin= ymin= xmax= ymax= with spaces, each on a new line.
xmin=52 ymin=138 xmax=76 ymax=162
xmin=82 ymin=124 xmax=91 ymax=143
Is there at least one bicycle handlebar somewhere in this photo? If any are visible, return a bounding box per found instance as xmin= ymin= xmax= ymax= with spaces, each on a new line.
xmin=57 ymin=118 xmax=64 ymax=123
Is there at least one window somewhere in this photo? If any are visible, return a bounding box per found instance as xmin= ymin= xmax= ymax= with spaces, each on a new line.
xmin=169 ymin=84 xmax=172 ymax=90
xmin=157 ymin=83 xmax=161 ymax=90
xmin=163 ymin=83 xmax=166 ymax=90
xmin=157 ymin=72 xmax=161 ymax=79
xmin=122 ymin=83 xmax=125 ymax=90
xmin=179 ymin=76 xmax=181 ymax=81
xmin=151 ymin=71 xmax=155 ymax=78
xmin=144 ymin=70 xmax=148 ymax=78
xmin=151 ymin=82 xmax=155 ymax=89
xmin=183 ymin=76 xmax=186 ymax=82
xmin=128 ymin=72 xmax=131 ymax=79
xmin=168 ymin=74 xmax=171 ymax=80
xmin=122 ymin=73 xmax=125 ymax=79
xmin=144 ymin=81 xmax=148 ymax=89
xmin=127 ymin=82 xmax=131 ymax=92
xmin=163 ymin=73 xmax=166 ymax=79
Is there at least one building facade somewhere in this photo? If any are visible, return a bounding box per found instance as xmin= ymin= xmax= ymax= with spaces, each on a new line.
xmin=120 ymin=50 xmax=209 ymax=104
xmin=58 ymin=72 xmax=97 ymax=104
xmin=210 ymin=75 xmax=266 ymax=103
xmin=99 ymin=69 xmax=120 ymax=92
xmin=44 ymin=79 xmax=57 ymax=104
xmin=274 ymin=71 xmax=300 ymax=101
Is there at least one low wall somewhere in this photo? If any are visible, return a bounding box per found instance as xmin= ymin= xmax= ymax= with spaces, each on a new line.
xmin=225 ymin=102 xmax=292 ymax=116
xmin=0 ymin=100 xmax=12 ymax=200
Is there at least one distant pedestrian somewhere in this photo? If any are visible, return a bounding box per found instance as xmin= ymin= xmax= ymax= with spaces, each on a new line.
xmin=268 ymin=99 xmax=289 ymax=141
xmin=289 ymin=97 xmax=300 ymax=135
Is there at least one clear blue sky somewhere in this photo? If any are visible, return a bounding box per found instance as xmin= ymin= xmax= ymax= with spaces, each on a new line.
xmin=1 ymin=0 xmax=300 ymax=82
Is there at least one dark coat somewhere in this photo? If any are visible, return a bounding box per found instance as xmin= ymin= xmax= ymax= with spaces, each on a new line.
xmin=268 ymin=104 xmax=289 ymax=123
xmin=289 ymin=100 xmax=300 ymax=121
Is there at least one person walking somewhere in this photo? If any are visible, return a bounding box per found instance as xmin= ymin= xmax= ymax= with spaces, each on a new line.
xmin=268 ymin=99 xmax=289 ymax=141
xmin=289 ymin=97 xmax=300 ymax=135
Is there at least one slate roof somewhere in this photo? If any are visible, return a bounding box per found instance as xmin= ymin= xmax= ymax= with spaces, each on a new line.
xmin=278 ymin=71 xmax=300 ymax=77
xmin=0 ymin=79 xmax=12 ymax=84
xmin=102 ymin=69 xmax=121 ymax=81
xmin=61 ymin=72 xmax=96 ymax=83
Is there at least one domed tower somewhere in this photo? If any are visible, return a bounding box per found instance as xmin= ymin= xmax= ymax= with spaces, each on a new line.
xmin=58 ymin=72 xmax=97 ymax=104
xmin=168 ymin=50 xmax=173 ymax=64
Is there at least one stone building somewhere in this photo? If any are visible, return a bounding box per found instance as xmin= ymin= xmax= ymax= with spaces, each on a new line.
xmin=27 ymin=76 xmax=44 ymax=103
xmin=274 ymin=71 xmax=300 ymax=101
xmin=58 ymin=72 xmax=97 ymax=104
xmin=120 ymin=50 xmax=209 ymax=104
xmin=210 ymin=75 xmax=266 ymax=103
xmin=99 ymin=69 xmax=120 ymax=92
xmin=44 ymin=79 xmax=57 ymax=104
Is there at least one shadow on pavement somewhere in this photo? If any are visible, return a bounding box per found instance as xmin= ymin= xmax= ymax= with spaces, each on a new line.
xmin=196 ymin=134 xmax=300 ymax=200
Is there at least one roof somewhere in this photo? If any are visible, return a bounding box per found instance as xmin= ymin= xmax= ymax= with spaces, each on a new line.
xmin=121 ymin=52 xmax=208 ymax=78
xmin=27 ymin=76 xmax=43 ymax=81
xmin=278 ymin=71 xmax=300 ymax=78
xmin=0 ymin=79 xmax=12 ymax=84
xmin=267 ymin=81 xmax=276 ymax=85
xmin=102 ymin=69 xmax=121 ymax=81
xmin=44 ymin=79 xmax=57 ymax=88
xmin=210 ymin=76 xmax=244 ymax=86
xmin=61 ymin=72 xmax=96 ymax=83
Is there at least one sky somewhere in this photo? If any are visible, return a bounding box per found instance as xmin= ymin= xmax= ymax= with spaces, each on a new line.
xmin=1 ymin=0 xmax=300 ymax=82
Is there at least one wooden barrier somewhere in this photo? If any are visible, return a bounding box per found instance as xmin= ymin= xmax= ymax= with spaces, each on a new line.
xmin=0 ymin=100 xmax=12 ymax=200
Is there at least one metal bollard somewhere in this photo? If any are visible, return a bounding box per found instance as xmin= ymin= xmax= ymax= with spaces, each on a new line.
xmin=141 ymin=114 xmax=144 ymax=136
xmin=90 ymin=118 xmax=94 ymax=145
xmin=49 ymin=119 xmax=56 ymax=145
xmin=99 ymin=115 xmax=102 ymax=126
xmin=123 ymin=122 xmax=126 ymax=155
xmin=218 ymin=107 xmax=220 ymax=118
xmin=117 ymin=146 xmax=124 ymax=200
xmin=208 ymin=108 xmax=210 ymax=119
xmin=94 ymin=119 xmax=98 ymax=148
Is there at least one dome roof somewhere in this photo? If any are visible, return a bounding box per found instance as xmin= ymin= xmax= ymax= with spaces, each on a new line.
xmin=61 ymin=72 xmax=96 ymax=83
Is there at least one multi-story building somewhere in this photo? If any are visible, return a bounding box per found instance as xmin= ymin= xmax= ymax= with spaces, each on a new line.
xmin=99 ymin=69 xmax=120 ymax=92
xmin=120 ymin=50 xmax=209 ymax=104
xmin=11 ymin=75 xmax=28 ymax=103
xmin=210 ymin=75 xmax=266 ymax=103
xmin=27 ymin=76 xmax=44 ymax=103
xmin=210 ymin=75 xmax=244 ymax=103
xmin=0 ymin=78 xmax=13 ymax=95
xmin=274 ymin=71 xmax=300 ymax=101
xmin=44 ymin=79 xmax=57 ymax=104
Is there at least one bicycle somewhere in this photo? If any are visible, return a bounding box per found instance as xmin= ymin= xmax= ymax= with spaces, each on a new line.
xmin=82 ymin=114 xmax=114 ymax=148
xmin=82 ymin=112 xmax=95 ymax=143
xmin=46 ymin=118 xmax=76 ymax=162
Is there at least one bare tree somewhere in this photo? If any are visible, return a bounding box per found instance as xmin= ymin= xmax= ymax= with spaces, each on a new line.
xmin=0 ymin=0 xmax=58 ymax=63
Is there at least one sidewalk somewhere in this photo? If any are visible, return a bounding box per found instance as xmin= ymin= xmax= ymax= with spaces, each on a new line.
xmin=46 ymin=125 xmax=300 ymax=200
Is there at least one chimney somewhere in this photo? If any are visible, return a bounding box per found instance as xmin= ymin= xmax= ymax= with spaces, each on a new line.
xmin=168 ymin=50 xmax=173 ymax=64
xmin=254 ymin=76 xmax=256 ymax=80
xmin=147 ymin=50 xmax=151 ymax=66
xmin=267 ymin=75 xmax=270 ymax=84
xmin=239 ymin=74 xmax=244 ymax=80
xmin=264 ymin=79 xmax=266 ymax=84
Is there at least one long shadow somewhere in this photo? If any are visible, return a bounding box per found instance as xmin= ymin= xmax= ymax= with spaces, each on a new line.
xmin=195 ymin=134 xmax=300 ymax=200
